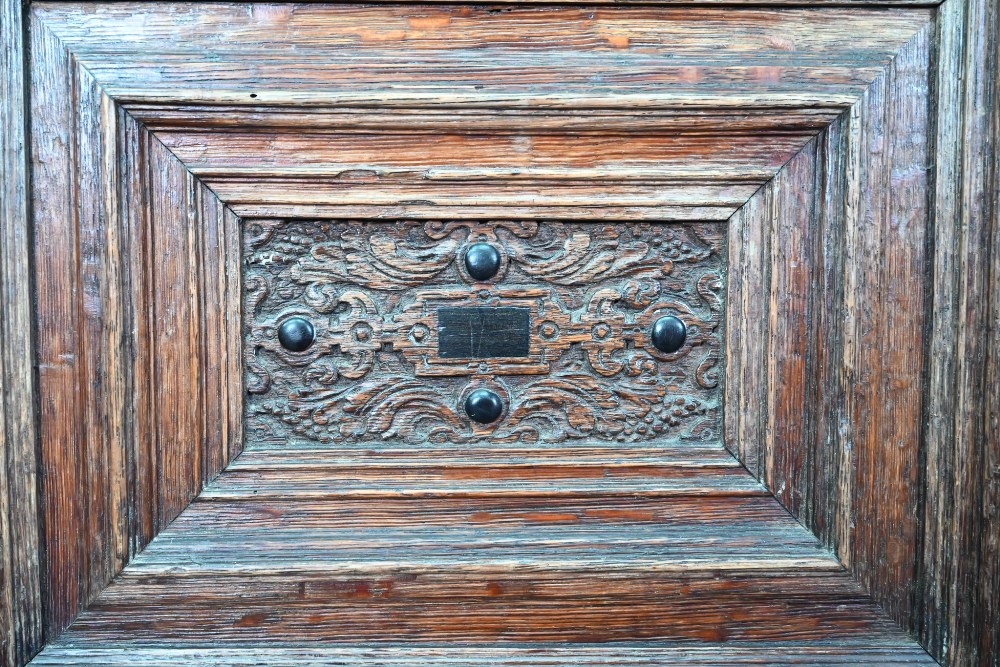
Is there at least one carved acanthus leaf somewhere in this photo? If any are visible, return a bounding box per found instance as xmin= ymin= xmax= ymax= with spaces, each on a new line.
xmin=245 ymin=220 xmax=725 ymax=447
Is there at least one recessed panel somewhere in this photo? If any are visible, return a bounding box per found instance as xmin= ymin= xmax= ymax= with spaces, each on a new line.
xmin=244 ymin=220 xmax=725 ymax=448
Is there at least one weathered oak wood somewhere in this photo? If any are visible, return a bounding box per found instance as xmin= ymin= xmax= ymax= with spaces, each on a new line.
xmin=32 ymin=4 xmax=932 ymax=221
xmin=10 ymin=2 xmax=999 ymax=666
xmin=29 ymin=23 xmax=243 ymax=636
xmin=0 ymin=0 xmax=43 ymax=665
xmin=244 ymin=220 xmax=723 ymax=447
xmin=919 ymin=0 xmax=1000 ymax=665
xmin=29 ymin=642 xmax=940 ymax=667
xmin=726 ymin=11 xmax=934 ymax=642
xmin=208 ymin=446 xmax=763 ymax=498
xmin=47 ymin=493 xmax=909 ymax=645
xmin=725 ymin=4 xmax=1000 ymax=664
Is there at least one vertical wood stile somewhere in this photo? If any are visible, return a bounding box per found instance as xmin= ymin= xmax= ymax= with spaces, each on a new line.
xmin=765 ymin=138 xmax=821 ymax=518
xmin=724 ymin=177 xmax=771 ymax=479
xmin=923 ymin=0 xmax=1000 ymax=664
xmin=0 ymin=0 xmax=43 ymax=665
xmin=809 ymin=115 xmax=850 ymax=550
xmin=842 ymin=19 xmax=931 ymax=631
xmin=983 ymin=48 xmax=1000 ymax=661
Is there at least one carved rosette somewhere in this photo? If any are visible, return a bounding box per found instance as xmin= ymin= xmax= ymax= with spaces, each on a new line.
xmin=244 ymin=220 xmax=724 ymax=447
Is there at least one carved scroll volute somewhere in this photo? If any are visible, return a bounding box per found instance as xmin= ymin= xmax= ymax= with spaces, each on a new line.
xmin=244 ymin=220 xmax=725 ymax=446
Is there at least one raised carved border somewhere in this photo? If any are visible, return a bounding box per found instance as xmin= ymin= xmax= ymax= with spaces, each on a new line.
xmin=1 ymin=2 xmax=997 ymax=666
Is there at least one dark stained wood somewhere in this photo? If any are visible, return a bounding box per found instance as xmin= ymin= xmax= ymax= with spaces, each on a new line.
xmin=244 ymin=220 xmax=723 ymax=447
xmin=437 ymin=307 xmax=532 ymax=359
xmin=29 ymin=22 xmax=243 ymax=637
xmin=0 ymin=0 xmax=43 ymax=665
xmin=919 ymin=0 xmax=1000 ymax=665
xmin=7 ymin=2 xmax=999 ymax=666
xmin=726 ymin=10 xmax=934 ymax=642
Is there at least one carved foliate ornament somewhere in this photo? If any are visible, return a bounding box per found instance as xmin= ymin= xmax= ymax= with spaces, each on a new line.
xmin=244 ymin=220 xmax=724 ymax=447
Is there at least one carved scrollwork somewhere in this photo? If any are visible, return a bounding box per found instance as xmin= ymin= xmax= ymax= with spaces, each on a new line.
xmin=245 ymin=220 xmax=725 ymax=447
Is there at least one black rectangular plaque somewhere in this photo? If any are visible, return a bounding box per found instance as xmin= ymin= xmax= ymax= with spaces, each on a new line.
xmin=437 ymin=307 xmax=531 ymax=359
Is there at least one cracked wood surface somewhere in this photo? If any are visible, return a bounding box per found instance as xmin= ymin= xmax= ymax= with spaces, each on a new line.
xmin=5 ymin=2 xmax=998 ymax=667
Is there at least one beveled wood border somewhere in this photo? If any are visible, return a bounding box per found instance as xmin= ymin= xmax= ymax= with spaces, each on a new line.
xmin=2 ymin=1 xmax=997 ymax=666
xmin=726 ymin=21 xmax=935 ymax=632
xmin=29 ymin=11 xmax=246 ymax=632
xmin=726 ymin=6 xmax=1000 ymax=660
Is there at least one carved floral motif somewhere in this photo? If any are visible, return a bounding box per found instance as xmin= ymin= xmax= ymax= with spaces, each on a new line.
xmin=244 ymin=220 xmax=724 ymax=447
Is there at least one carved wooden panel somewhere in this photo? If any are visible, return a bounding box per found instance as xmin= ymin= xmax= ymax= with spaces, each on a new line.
xmin=245 ymin=221 xmax=724 ymax=447
xmin=10 ymin=3 xmax=999 ymax=667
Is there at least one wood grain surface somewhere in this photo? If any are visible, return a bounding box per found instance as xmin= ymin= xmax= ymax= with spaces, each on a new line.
xmin=244 ymin=220 xmax=723 ymax=447
xmin=726 ymin=16 xmax=933 ymax=629
xmin=47 ymin=490 xmax=915 ymax=644
xmin=7 ymin=2 xmax=999 ymax=667
xmin=919 ymin=0 xmax=1000 ymax=664
xmin=724 ymin=4 xmax=1000 ymax=664
xmin=34 ymin=3 xmax=932 ymax=221
xmin=29 ymin=643 xmax=940 ymax=667
xmin=29 ymin=31 xmax=243 ymax=635
xmin=0 ymin=0 xmax=43 ymax=665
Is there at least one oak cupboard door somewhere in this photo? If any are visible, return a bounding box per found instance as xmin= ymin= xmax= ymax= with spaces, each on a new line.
xmin=1 ymin=1 xmax=998 ymax=666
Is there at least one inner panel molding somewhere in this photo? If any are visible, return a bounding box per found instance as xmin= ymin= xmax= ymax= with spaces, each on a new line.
xmin=19 ymin=2 xmax=997 ymax=665
xmin=244 ymin=220 xmax=724 ymax=447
